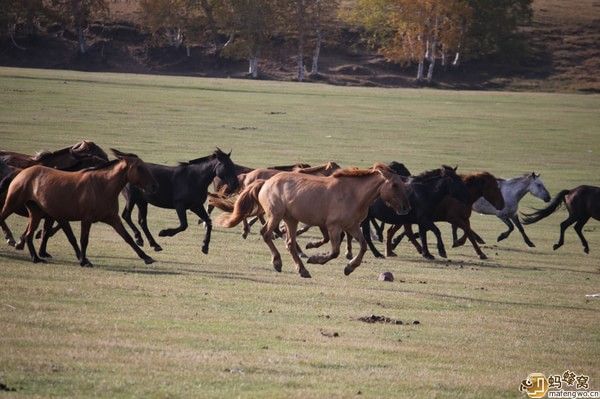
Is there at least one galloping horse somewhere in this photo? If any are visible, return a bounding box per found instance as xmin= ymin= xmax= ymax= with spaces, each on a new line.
xmin=390 ymin=171 xmax=505 ymax=259
xmin=0 ymin=149 xmax=158 ymax=266
xmin=360 ymin=166 xmax=470 ymax=260
xmin=469 ymin=173 xmax=551 ymax=247
xmin=216 ymin=164 xmax=411 ymax=278
xmin=121 ymin=148 xmax=239 ymax=254
xmin=0 ymin=141 xmax=109 ymax=251
xmin=522 ymin=185 xmax=600 ymax=253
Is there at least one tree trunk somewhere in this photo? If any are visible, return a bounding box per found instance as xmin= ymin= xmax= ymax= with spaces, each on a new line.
xmin=71 ymin=0 xmax=86 ymax=54
xmin=77 ymin=24 xmax=86 ymax=54
xmin=416 ymin=60 xmax=424 ymax=81
xmin=249 ymin=55 xmax=259 ymax=78
xmin=199 ymin=0 xmax=219 ymax=48
xmin=296 ymin=0 xmax=306 ymax=82
xmin=310 ymin=0 xmax=322 ymax=75
xmin=426 ymin=40 xmax=436 ymax=82
xmin=186 ymin=45 xmax=191 ymax=57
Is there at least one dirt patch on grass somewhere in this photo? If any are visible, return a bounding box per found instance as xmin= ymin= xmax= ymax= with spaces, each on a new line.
xmin=358 ymin=314 xmax=421 ymax=325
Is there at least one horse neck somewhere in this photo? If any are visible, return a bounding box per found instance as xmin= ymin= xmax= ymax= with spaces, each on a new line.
xmin=464 ymin=176 xmax=485 ymax=205
xmin=342 ymin=173 xmax=386 ymax=210
xmin=37 ymin=151 xmax=77 ymax=169
xmin=92 ymin=161 xmax=130 ymax=196
xmin=189 ymin=158 xmax=218 ymax=188
xmin=502 ymin=177 xmax=531 ymax=202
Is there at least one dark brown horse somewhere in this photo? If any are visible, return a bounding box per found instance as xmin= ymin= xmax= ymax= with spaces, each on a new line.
xmin=389 ymin=171 xmax=505 ymax=259
xmin=216 ymin=164 xmax=410 ymax=278
xmin=0 ymin=149 xmax=158 ymax=266
xmin=522 ymin=185 xmax=600 ymax=253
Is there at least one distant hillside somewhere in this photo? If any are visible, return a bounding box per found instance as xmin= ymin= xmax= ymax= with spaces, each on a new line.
xmin=0 ymin=0 xmax=598 ymax=92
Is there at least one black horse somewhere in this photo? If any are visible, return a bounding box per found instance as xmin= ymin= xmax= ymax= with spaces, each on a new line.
xmin=121 ymin=148 xmax=239 ymax=254
xmin=522 ymin=185 xmax=600 ymax=253
xmin=361 ymin=166 xmax=470 ymax=259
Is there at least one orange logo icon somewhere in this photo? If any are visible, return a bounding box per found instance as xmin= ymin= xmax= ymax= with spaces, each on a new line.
xmin=520 ymin=373 xmax=549 ymax=398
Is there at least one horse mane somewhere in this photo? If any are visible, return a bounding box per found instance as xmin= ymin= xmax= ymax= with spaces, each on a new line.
xmin=181 ymin=148 xmax=228 ymax=166
xmin=296 ymin=162 xmax=340 ymax=174
xmin=412 ymin=165 xmax=455 ymax=181
xmin=80 ymin=159 xmax=121 ymax=172
xmin=32 ymin=147 xmax=70 ymax=161
xmin=269 ymin=163 xmax=311 ymax=171
xmin=32 ymin=141 xmax=108 ymax=162
xmin=332 ymin=165 xmax=380 ymax=178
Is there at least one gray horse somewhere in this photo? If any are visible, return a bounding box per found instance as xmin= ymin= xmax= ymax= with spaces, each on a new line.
xmin=455 ymin=173 xmax=551 ymax=247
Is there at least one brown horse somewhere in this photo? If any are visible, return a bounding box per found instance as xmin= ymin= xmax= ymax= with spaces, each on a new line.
xmin=216 ymin=164 xmax=410 ymax=278
xmin=0 ymin=141 xmax=109 ymax=249
xmin=0 ymin=149 xmax=158 ymax=266
xmin=522 ymin=185 xmax=600 ymax=253
xmin=389 ymin=171 xmax=505 ymax=259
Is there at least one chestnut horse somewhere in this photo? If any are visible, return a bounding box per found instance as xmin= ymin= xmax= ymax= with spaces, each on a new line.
xmin=390 ymin=171 xmax=505 ymax=259
xmin=216 ymin=164 xmax=410 ymax=278
xmin=0 ymin=149 xmax=158 ymax=266
xmin=522 ymin=185 xmax=600 ymax=253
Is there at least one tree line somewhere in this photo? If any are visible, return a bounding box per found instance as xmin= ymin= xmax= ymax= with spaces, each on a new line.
xmin=1 ymin=0 xmax=532 ymax=82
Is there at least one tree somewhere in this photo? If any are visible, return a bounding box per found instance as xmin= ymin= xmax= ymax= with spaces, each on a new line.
xmin=0 ymin=0 xmax=45 ymax=48
xmin=47 ymin=0 xmax=108 ymax=54
xmin=351 ymin=0 xmax=471 ymax=81
xmin=219 ymin=0 xmax=278 ymax=78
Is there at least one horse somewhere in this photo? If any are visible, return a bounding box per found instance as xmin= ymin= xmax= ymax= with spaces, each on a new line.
xmin=0 ymin=142 xmax=109 ymax=251
xmin=0 ymin=149 xmax=158 ymax=266
xmin=0 ymin=140 xmax=108 ymax=170
xmin=216 ymin=164 xmax=411 ymax=278
xmin=469 ymin=173 xmax=551 ymax=247
xmin=359 ymin=166 xmax=470 ymax=260
xmin=522 ymin=185 xmax=600 ymax=253
xmin=121 ymin=148 xmax=239 ymax=254
xmin=389 ymin=171 xmax=505 ymax=259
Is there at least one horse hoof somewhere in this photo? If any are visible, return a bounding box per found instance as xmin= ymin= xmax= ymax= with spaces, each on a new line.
xmin=135 ymin=238 xmax=144 ymax=246
xmin=299 ymin=269 xmax=312 ymax=278
xmin=144 ymin=257 xmax=155 ymax=265
xmin=345 ymin=252 xmax=353 ymax=260
xmin=385 ymin=252 xmax=397 ymax=258
xmin=153 ymin=245 xmax=163 ymax=252
xmin=15 ymin=242 xmax=25 ymax=251
xmin=307 ymin=256 xmax=317 ymax=264
xmin=584 ymin=247 xmax=590 ymax=254
xmin=158 ymin=230 xmax=169 ymax=237
xmin=201 ymin=246 xmax=209 ymax=254
xmin=305 ymin=243 xmax=315 ymax=250
xmin=479 ymin=254 xmax=488 ymax=260
xmin=553 ymin=244 xmax=560 ymax=251
xmin=423 ymin=254 xmax=435 ymax=260
xmin=80 ymin=259 xmax=92 ymax=267
xmin=39 ymin=252 xmax=53 ymax=259
xmin=497 ymin=235 xmax=507 ymax=242
xmin=33 ymin=257 xmax=47 ymax=264
xmin=374 ymin=253 xmax=385 ymax=259
xmin=526 ymin=242 xmax=535 ymax=248
xmin=6 ymin=239 xmax=16 ymax=247
xmin=439 ymin=251 xmax=447 ymax=258
xmin=343 ymin=266 xmax=354 ymax=276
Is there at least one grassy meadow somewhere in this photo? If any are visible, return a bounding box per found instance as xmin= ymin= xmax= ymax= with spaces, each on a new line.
xmin=0 ymin=67 xmax=599 ymax=398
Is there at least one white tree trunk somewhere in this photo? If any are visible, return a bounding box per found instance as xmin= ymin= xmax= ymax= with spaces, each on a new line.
xmin=416 ymin=60 xmax=424 ymax=81
xmin=186 ymin=45 xmax=191 ymax=57
xmin=452 ymin=51 xmax=460 ymax=66
xmin=77 ymin=24 xmax=86 ymax=54
xmin=427 ymin=40 xmax=436 ymax=82
xmin=249 ymin=56 xmax=259 ymax=78
xmin=311 ymin=28 xmax=322 ymax=75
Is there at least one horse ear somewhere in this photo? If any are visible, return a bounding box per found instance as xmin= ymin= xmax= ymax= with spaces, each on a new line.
xmin=228 ymin=149 xmax=232 ymax=157
xmin=454 ymin=165 xmax=458 ymax=172
xmin=111 ymin=148 xmax=138 ymax=159
xmin=531 ymin=172 xmax=538 ymax=179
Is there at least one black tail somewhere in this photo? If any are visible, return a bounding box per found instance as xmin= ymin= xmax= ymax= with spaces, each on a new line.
xmin=0 ymin=171 xmax=18 ymax=195
xmin=521 ymin=189 xmax=570 ymax=225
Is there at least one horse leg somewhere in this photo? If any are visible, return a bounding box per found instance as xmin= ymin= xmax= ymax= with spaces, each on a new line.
xmin=361 ymin=218 xmax=384 ymax=258
xmin=191 ymin=206 xmax=211 ymax=254
xmin=385 ymin=224 xmax=402 ymax=257
xmin=307 ymin=225 xmax=342 ymax=265
xmin=573 ymin=217 xmax=591 ymax=254
xmin=106 ymin=216 xmax=155 ymax=264
xmin=306 ymin=225 xmax=330 ymax=250
xmin=79 ymin=221 xmax=93 ymax=267
xmin=454 ymin=219 xmax=487 ymax=260
xmin=402 ymin=224 xmax=423 ymax=254
xmin=497 ymin=217 xmax=514 ymax=242
xmin=510 ymin=215 xmax=535 ymax=247
xmin=159 ymin=205 xmax=188 ymax=237
xmin=418 ymin=222 xmax=434 ymax=260
xmin=344 ymin=225 xmax=368 ymax=276
xmin=1 ymin=220 xmax=16 ymax=246
xmin=372 ymin=219 xmax=384 ymax=242
xmin=553 ymin=214 xmax=577 ymax=251
xmin=283 ymin=219 xmax=311 ymax=278
xmin=121 ymin=198 xmax=143 ymax=246
xmin=137 ymin=201 xmax=162 ymax=251
xmin=297 ymin=223 xmax=311 ymax=236
xmin=260 ymin=214 xmax=283 ymax=272
xmin=429 ymin=223 xmax=447 ymax=258
xmin=24 ymin=207 xmax=45 ymax=264
xmin=56 ymin=220 xmax=82 ymax=261
xmin=345 ymin=231 xmax=353 ymax=260
xmin=242 ymin=218 xmax=250 ymax=239
xmin=38 ymin=217 xmax=55 ymax=258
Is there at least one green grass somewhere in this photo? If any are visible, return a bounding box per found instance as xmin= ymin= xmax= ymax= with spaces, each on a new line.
xmin=0 ymin=67 xmax=599 ymax=398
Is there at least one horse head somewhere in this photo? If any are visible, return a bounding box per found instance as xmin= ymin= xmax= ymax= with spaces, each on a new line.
xmin=439 ymin=165 xmax=470 ymax=204
xmin=112 ymin=149 xmax=158 ymax=194
xmin=387 ymin=161 xmax=411 ymax=177
xmin=374 ymin=163 xmax=411 ymax=216
xmin=528 ymin=172 xmax=551 ymax=202
xmin=213 ymin=148 xmax=239 ymax=194
xmin=71 ymin=140 xmax=109 ymax=161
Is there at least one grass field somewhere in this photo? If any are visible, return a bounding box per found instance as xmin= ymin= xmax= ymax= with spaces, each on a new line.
xmin=0 ymin=67 xmax=599 ymax=398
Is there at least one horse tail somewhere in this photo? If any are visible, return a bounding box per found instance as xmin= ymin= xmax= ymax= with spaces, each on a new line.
xmin=521 ymin=189 xmax=570 ymax=225
xmin=208 ymin=192 xmax=236 ymax=213
xmin=216 ymin=179 xmax=265 ymax=228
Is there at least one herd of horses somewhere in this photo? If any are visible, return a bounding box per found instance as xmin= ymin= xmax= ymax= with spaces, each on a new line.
xmin=0 ymin=141 xmax=598 ymax=278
